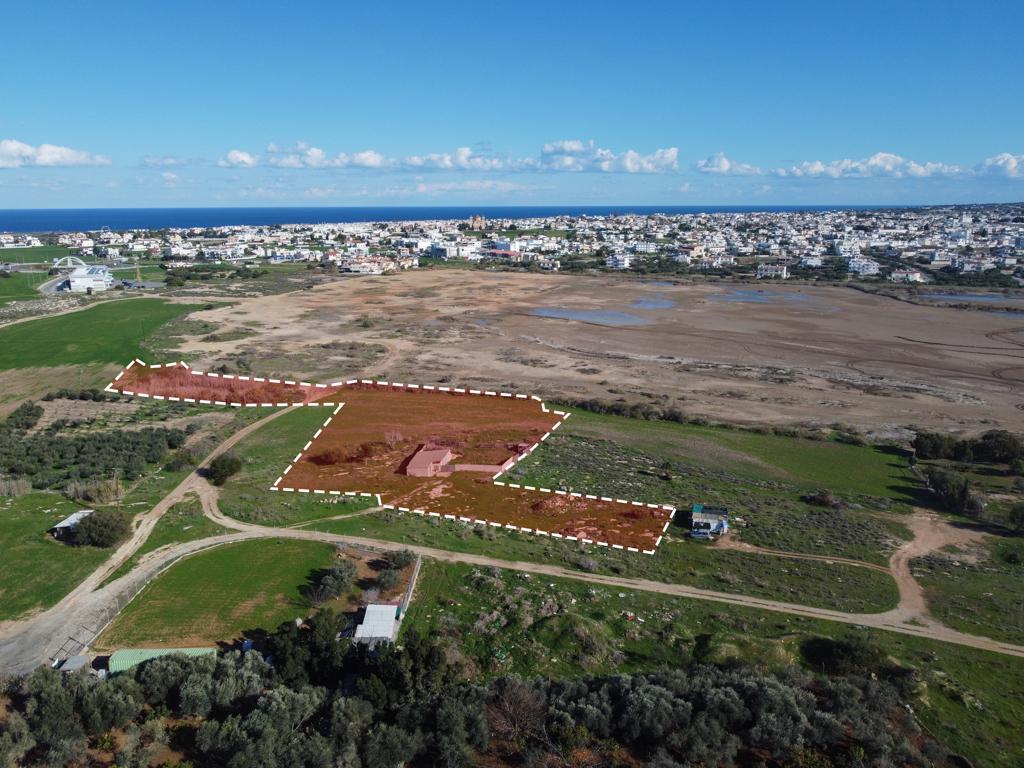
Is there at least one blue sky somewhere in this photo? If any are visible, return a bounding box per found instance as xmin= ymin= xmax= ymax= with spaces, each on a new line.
xmin=1 ymin=0 xmax=1022 ymax=207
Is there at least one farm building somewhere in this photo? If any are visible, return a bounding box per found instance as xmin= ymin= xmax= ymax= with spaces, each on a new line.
xmin=689 ymin=504 xmax=729 ymax=539
xmin=403 ymin=445 xmax=454 ymax=477
xmin=49 ymin=509 xmax=94 ymax=540
xmin=354 ymin=604 xmax=400 ymax=648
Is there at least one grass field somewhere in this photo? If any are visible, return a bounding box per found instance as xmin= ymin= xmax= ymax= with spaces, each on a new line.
xmin=219 ymin=405 xmax=374 ymax=526
xmin=912 ymin=536 xmax=1024 ymax=645
xmin=0 ymin=271 xmax=49 ymax=306
xmin=98 ymin=539 xmax=334 ymax=647
xmin=550 ymin=409 xmax=919 ymax=500
xmin=0 ymin=298 xmax=198 ymax=370
xmin=0 ymin=493 xmax=111 ymax=620
xmin=0 ymin=245 xmax=71 ymax=263
xmin=313 ymin=511 xmax=900 ymax=613
xmin=404 ymin=559 xmax=1024 ymax=768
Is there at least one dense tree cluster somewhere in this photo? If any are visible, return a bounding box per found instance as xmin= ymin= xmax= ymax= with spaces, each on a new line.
xmin=913 ymin=429 xmax=1024 ymax=464
xmin=0 ymin=620 xmax=948 ymax=768
xmin=0 ymin=423 xmax=184 ymax=490
xmin=923 ymin=467 xmax=981 ymax=516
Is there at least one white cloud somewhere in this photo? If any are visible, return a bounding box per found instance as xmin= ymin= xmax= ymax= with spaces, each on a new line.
xmin=775 ymin=152 xmax=961 ymax=179
xmin=978 ymin=153 xmax=1023 ymax=178
xmin=143 ymin=155 xmax=186 ymax=167
xmin=217 ymin=149 xmax=258 ymax=168
xmin=695 ymin=152 xmax=762 ymax=176
xmin=234 ymin=140 xmax=677 ymax=174
xmin=161 ymin=171 xmax=178 ymax=186
xmin=404 ymin=146 xmax=505 ymax=171
xmin=0 ymin=139 xmax=110 ymax=169
xmin=535 ymin=140 xmax=678 ymax=173
xmin=351 ymin=149 xmax=388 ymax=168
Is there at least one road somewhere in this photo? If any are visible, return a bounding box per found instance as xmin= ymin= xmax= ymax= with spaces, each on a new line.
xmin=2 ymin=412 xmax=1023 ymax=674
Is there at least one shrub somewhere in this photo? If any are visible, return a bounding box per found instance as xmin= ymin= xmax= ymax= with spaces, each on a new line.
xmin=377 ymin=567 xmax=402 ymax=592
xmin=75 ymin=509 xmax=131 ymax=548
xmin=206 ymin=453 xmax=242 ymax=486
xmin=388 ymin=549 xmax=417 ymax=570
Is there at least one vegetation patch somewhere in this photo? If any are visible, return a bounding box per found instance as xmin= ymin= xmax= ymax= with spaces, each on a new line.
xmin=912 ymin=536 xmax=1024 ymax=644
xmin=97 ymin=538 xmax=336 ymax=648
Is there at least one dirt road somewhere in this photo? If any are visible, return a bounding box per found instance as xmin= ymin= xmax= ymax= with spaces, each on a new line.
xmin=2 ymin=484 xmax=1021 ymax=674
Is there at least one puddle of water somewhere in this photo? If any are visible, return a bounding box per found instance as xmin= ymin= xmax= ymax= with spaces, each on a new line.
xmin=708 ymin=289 xmax=814 ymax=305
xmin=630 ymin=298 xmax=676 ymax=310
xmin=532 ymin=307 xmax=653 ymax=326
xmin=640 ymin=280 xmax=676 ymax=287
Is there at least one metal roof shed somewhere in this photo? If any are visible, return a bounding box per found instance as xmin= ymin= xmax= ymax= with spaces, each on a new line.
xmin=354 ymin=604 xmax=399 ymax=647
xmin=108 ymin=647 xmax=216 ymax=675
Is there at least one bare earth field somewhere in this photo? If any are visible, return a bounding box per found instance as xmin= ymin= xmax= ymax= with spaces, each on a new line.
xmin=164 ymin=271 xmax=1024 ymax=434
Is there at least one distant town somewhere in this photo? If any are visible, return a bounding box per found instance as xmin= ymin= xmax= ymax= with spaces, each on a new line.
xmin=2 ymin=203 xmax=1023 ymax=292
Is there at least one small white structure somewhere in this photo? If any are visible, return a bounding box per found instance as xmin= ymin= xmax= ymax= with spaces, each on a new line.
xmin=67 ymin=266 xmax=114 ymax=293
xmin=354 ymin=604 xmax=399 ymax=648
xmin=50 ymin=509 xmax=94 ymax=540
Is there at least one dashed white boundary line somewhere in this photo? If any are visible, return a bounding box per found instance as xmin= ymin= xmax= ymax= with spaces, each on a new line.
xmin=108 ymin=360 xmax=677 ymax=554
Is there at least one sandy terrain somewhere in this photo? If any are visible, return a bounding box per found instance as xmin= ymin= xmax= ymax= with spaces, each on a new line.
xmin=167 ymin=271 xmax=1024 ymax=433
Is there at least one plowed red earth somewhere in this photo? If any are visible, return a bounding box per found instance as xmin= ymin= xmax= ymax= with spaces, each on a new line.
xmin=109 ymin=364 xmax=672 ymax=550
xmin=112 ymin=363 xmax=343 ymax=405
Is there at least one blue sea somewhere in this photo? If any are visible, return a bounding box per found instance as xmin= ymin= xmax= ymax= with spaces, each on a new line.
xmin=0 ymin=205 xmax=883 ymax=233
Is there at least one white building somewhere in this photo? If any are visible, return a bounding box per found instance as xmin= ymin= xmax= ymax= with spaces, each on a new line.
xmin=848 ymin=258 xmax=881 ymax=276
xmin=889 ymin=269 xmax=927 ymax=283
xmin=605 ymin=252 xmax=633 ymax=270
xmin=67 ymin=266 xmax=114 ymax=293
xmin=756 ymin=264 xmax=789 ymax=279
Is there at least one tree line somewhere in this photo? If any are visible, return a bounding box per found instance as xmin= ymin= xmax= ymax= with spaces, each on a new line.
xmin=0 ymin=618 xmax=950 ymax=768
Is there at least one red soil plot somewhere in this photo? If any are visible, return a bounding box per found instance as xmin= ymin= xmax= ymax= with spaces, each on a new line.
xmin=276 ymin=384 xmax=674 ymax=552
xmin=107 ymin=360 xmax=344 ymax=406
xmin=106 ymin=362 xmax=676 ymax=552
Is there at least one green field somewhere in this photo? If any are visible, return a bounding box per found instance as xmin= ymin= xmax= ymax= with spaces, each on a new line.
xmin=0 ymin=245 xmax=71 ymax=263
xmin=0 ymin=271 xmax=49 ymax=306
xmin=218 ymin=406 xmax=375 ymax=526
xmin=404 ymin=559 xmax=1024 ymax=768
xmin=0 ymin=494 xmax=111 ymax=620
xmin=98 ymin=538 xmax=334 ymax=647
xmin=550 ymin=408 xmax=919 ymax=499
xmin=912 ymin=536 xmax=1024 ymax=645
xmin=0 ymin=298 xmax=198 ymax=370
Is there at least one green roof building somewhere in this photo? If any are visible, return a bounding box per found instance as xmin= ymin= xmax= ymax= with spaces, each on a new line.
xmin=108 ymin=647 xmax=216 ymax=675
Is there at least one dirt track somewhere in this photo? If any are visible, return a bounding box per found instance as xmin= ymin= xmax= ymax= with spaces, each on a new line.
xmin=170 ymin=272 xmax=1024 ymax=434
